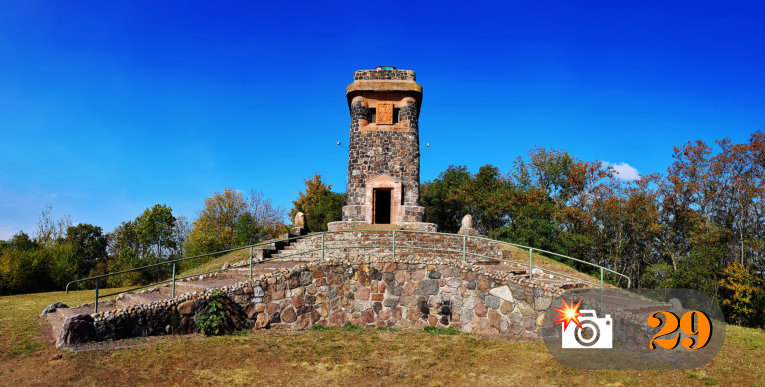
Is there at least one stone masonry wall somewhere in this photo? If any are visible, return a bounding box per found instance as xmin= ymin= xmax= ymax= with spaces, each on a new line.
xmin=85 ymin=256 xmax=563 ymax=345
xmin=257 ymin=231 xmax=545 ymax=269
xmin=344 ymin=97 xmax=423 ymax=223
xmin=354 ymin=68 xmax=416 ymax=81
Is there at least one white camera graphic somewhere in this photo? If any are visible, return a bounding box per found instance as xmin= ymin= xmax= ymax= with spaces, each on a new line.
xmin=561 ymin=310 xmax=613 ymax=349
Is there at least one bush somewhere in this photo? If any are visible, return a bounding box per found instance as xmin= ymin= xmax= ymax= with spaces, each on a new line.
xmin=197 ymin=290 xmax=228 ymax=336
xmin=719 ymin=262 xmax=765 ymax=327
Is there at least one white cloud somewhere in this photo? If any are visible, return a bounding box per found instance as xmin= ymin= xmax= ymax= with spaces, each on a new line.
xmin=603 ymin=161 xmax=640 ymax=181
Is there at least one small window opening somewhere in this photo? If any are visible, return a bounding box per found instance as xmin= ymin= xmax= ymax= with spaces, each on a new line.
xmin=393 ymin=108 xmax=400 ymax=124
xmin=369 ymin=108 xmax=376 ymax=123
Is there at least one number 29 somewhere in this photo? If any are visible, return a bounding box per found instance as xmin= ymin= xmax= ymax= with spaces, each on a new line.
xmin=647 ymin=310 xmax=712 ymax=350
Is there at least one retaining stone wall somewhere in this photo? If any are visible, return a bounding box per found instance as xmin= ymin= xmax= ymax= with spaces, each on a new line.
xmin=84 ymin=256 xmax=564 ymax=345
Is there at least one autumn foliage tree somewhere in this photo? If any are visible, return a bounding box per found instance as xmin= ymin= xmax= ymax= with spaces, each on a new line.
xmin=187 ymin=188 xmax=248 ymax=255
xmin=289 ymin=174 xmax=345 ymax=232
xmin=422 ymin=133 xmax=764 ymax=327
xmin=185 ymin=188 xmax=286 ymax=256
xmin=718 ymin=262 xmax=765 ymax=326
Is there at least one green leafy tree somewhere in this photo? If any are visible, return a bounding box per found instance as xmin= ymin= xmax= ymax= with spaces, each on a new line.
xmin=235 ymin=212 xmax=263 ymax=246
xmin=422 ymin=165 xmax=472 ymax=233
xmin=312 ymin=192 xmax=345 ymax=231
xmin=136 ymin=204 xmax=177 ymax=259
xmin=671 ymin=224 xmax=726 ymax=297
xmin=64 ymin=223 xmax=107 ymax=279
xmin=8 ymin=232 xmax=37 ymax=251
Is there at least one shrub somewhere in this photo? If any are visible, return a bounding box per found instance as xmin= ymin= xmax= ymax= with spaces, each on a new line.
xmin=197 ymin=290 xmax=228 ymax=335
xmin=719 ymin=262 xmax=765 ymax=327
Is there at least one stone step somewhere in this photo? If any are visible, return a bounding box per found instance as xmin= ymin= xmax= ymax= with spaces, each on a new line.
xmin=49 ymin=300 xmax=117 ymax=343
xmin=115 ymin=290 xmax=170 ymax=309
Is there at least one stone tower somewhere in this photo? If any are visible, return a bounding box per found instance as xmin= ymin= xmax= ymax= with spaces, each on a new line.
xmin=328 ymin=66 xmax=435 ymax=231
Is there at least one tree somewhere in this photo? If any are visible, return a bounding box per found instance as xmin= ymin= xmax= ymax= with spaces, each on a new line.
xmin=136 ymin=204 xmax=177 ymax=259
xmin=34 ymin=205 xmax=71 ymax=247
xmin=290 ymin=175 xmax=344 ymax=232
xmin=718 ymin=262 xmax=764 ymax=327
xmin=671 ymin=223 xmax=726 ymax=297
xmin=108 ymin=220 xmax=141 ymax=258
xmin=460 ymin=164 xmax=507 ymax=234
xmin=248 ymin=190 xmax=287 ymax=239
xmin=492 ymin=188 xmax=559 ymax=251
xmin=235 ymin=212 xmax=263 ymax=246
xmin=64 ymin=223 xmax=107 ymax=279
xmin=7 ymin=231 xmax=37 ymax=251
xmin=0 ymin=246 xmax=51 ymax=294
xmin=312 ymin=192 xmax=345 ymax=231
xmin=173 ymin=215 xmax=192 ymax=257
xmin=187 ymin=188 xmax=249 ymax=254
xmin=422 ymin=165 xmax=472 ymax=233
xmin=105 ymin=205 xmax=182 ymax=286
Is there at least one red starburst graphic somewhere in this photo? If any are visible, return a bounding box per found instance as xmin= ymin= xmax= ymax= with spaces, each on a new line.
xmin=551 ymin=298 xmax=583 ymax=331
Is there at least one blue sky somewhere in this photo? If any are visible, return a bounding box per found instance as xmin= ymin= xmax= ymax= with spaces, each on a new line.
xmin=1 ymin=1 xmax=763 ymax=239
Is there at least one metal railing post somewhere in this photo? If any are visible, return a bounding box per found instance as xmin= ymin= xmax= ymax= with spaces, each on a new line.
xmin=392 ymin=230 xmax=396 ymax=258
xmin=462 ymin=235 xmax=467 ymax=261
xmin=94 ymin=277 xmax=100 ymax=314
xmin=172 ymin=262 xmax=176 ymax=298
xmin=600 ymin=267 xmax=604 ymax=290
xmin=528 ymin=248 xmax=533 ymax=279
xmin=321 ymin=233 xmax=325 ymax=261
xmin=249 ymin=246 xmax=254 ymax=280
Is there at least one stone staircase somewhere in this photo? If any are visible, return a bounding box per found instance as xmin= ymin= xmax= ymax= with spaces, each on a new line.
xmin=262 ymin=232 xmax=589 ymax=290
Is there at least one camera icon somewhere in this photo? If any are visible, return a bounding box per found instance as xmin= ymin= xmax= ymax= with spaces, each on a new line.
xmin=561 ymin=310 xmax=613 ymax=349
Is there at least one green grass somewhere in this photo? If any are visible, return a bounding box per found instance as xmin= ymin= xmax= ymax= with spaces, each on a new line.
xmin=499 ymin=243 xmax=620 ymax=287
xmin=312 ymin=324 xmax=338 ymax=331
xmin=0 ymin=287 xmax=130 ymax=357
xmin=424 ymin=326 xmax=462 ymax=335
xmin=342 ymin=323 xmax=364 ymax=331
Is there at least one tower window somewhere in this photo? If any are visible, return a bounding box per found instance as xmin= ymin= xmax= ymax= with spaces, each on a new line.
xmin=367 ymin=106 xmax=400 ymax=124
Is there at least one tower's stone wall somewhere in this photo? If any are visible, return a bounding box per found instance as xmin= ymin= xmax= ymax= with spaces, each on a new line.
xmin=337 ymin=67 xmax=428 ymax=227
xmin=354 ymin=68 xmax=416 ymax=81
xmin=343 ymin=97 xmax=423 ymax=222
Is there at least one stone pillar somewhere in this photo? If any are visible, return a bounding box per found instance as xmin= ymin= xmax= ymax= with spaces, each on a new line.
xmin=458 ymin=215 xmax=479 ymax=236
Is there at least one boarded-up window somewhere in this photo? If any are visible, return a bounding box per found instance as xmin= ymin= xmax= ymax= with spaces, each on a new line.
xmin=377 ymin=102 xmax=393 ymax=125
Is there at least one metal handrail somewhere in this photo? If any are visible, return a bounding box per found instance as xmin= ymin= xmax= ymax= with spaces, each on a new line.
xmin=65 ymin=228 xmax=631 ymax=313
